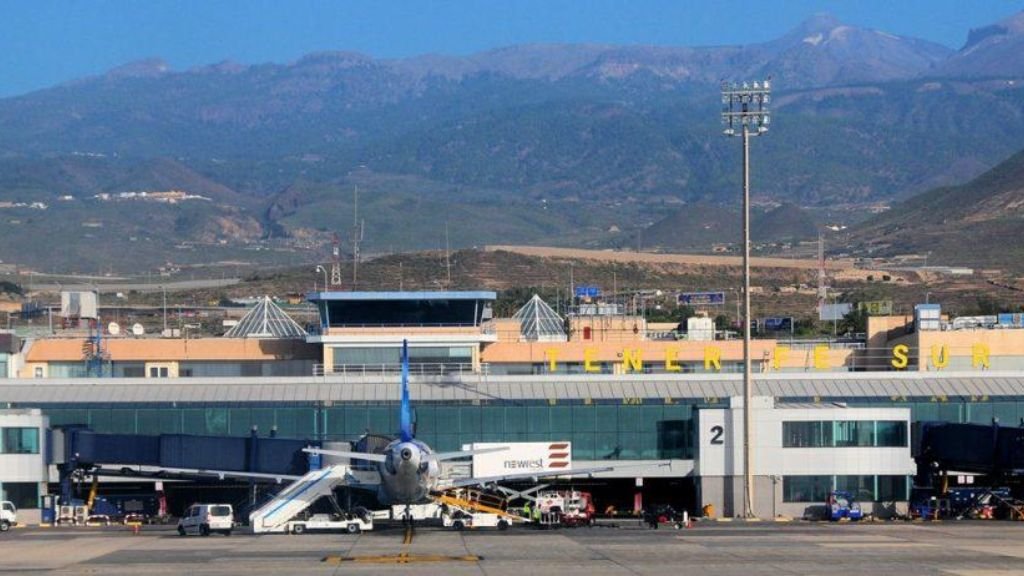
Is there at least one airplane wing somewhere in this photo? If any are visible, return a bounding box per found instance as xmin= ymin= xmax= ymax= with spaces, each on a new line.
xmin=94 ymin=464 xmax=385 ymax=493
xmin=302 ymin=447 xmax=388 ymax=463
xmin=426 ymin=446 xmax=509 ymax=462
xmin=438 ymin=460 xmax=671 ymax=490
xmin=93 ymin=466 xmax=303 ymax=483
xmin=439 ymin=465 xmax=620 ymax=490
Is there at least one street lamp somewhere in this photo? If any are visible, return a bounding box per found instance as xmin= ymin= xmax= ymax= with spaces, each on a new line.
xmin=315 ymin=265 xmax=328 ymax=292
xmin=721 ymin=79 xmax=771 ymax=519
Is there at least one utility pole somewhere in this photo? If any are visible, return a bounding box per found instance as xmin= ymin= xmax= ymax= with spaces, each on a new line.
xmin=330 ymin=233 xmax=342 ymax=288
xmin=817 ymin=233 xmax=827 ymax=313
xmin=721 ymin=79 xmax=771 ymax=519
xmin=162 ymin=285 xmax=168 ymax=334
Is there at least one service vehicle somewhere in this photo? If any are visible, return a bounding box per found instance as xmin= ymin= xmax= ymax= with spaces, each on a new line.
xmin=392 ymin=503 xmax=441 ymax=522
xmin=177 ymin=504 xmax=234 ymax=537
xmin=827 ymin=490 xmax=863 ymax=521
xmin=536 ymin=490 xmax=596 ymax=526
xmin=286 ymin=513 xmax=372 ymax=534
xmin=1 ymin=500 xmax=16 ymax=532
xmin=441 ymin=508 xmax=511 ymax=531
xmin=643 ymin=505 xmax=689 ymax=530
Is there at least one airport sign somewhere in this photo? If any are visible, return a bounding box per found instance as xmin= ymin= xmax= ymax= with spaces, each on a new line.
xmin=679 ymin=291 xmax=725 ymax=306
xmin=762 ymin=317 xmax=793 ymax=331
xmin=468 ymin=442 xmax=572 ymax=477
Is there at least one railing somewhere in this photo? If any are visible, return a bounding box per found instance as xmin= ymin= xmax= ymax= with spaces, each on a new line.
xmin=313 ymin=363 xmax=488 ymax=377
xmin=322 ymin=322 xmax=482 ymax=328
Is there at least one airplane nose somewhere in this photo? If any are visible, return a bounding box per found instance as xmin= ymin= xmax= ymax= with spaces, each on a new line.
xmin=401 ymin=448 xmax=413 ymax=461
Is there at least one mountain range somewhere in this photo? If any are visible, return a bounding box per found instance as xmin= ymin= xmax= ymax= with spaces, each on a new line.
xmin=1 ymin=11 xmax=1024 ymax=272
xmin=844 ymin=145 xmax=1024 ymax=271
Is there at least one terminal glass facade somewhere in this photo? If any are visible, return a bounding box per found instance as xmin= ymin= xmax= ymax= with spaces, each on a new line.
xmin=29 ymin=397 xmax=1024 ymax=462
xmin=783 ymin=420 xmax=908 ymax=448
xmin=319 ymin=298 xmax=487 ymax=327
xmin=41 ymin=401 xmax=701 ymax=460
xmin=332 ymin=347 xmax=474 ymax=367
xmin=0 ymin=482 xmax=39 ymax=509
xmin=47 ymin=360 xmax=314 ymax=378
xmin=783 ymin=475 xmax=908 ymax=502
xmin=1 ymin=427 xmax=40 ymax=454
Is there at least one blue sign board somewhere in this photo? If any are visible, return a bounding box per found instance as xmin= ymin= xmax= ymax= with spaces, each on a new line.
xmin=574 ymin=285 xmax=601 ymax=298
xmin=678 ymin=291 xmax=725 ymax=306
xmin=763 ymin=317 xmax=793 ymax=331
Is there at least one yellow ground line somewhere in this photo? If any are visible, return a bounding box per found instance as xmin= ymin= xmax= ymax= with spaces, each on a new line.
xmin=323 ymin=555 xmax=481 ymax=564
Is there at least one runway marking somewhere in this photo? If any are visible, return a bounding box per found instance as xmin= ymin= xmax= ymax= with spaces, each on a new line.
xmin=818 ymin=542 xmax=932 ymax=549
xmin=323 ymin=554 xmax=481 ymax=564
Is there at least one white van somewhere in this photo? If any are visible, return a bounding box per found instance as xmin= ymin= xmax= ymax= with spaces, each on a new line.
xmin=177 ymin=504 xmax=234 ymax=537
xmin=1 ymin=501 xmax=16 ymax=532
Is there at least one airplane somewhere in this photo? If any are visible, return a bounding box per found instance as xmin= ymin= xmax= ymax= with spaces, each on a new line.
xmin=300 ymin=340 xmax=626 ymax=514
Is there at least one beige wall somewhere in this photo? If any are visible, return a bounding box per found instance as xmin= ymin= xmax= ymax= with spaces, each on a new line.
xmin=863 ymin=315 xmax=1024 ymax=371
xmin=568 ymin=315 xmax=647 ymax=342
xmin=915 ymin=329 xmax=1024 ymax=370
xmin=144 ymin=362 xmax=179 ymax=378
xmin=18 ymin=362 xmax=46 ymax=378
xmin=481 ymin=340 xmax=855 ymax=372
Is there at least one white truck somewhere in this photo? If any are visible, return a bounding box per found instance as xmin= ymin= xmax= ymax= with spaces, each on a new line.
xmin=286 ymin=513 xmax=372 ymax=535
xmin=1 ymin=501 xmax=16 ymax=532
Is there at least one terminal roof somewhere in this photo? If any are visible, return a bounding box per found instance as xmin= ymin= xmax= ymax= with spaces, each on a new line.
xmin=306 ymin=291 xmax=496 ymax=302
xmin=3 ymin=372 xmax=1024 ymax=405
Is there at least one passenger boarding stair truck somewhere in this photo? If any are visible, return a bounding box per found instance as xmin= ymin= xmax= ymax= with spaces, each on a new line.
xmin=250 ymin=466 xmax=359 ymax=534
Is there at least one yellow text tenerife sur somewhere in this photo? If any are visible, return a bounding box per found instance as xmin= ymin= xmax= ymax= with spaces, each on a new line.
xmin=540 ymin=344 xmax=993 ymax=372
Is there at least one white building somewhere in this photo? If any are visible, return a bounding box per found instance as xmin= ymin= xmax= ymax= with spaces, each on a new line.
xmin=697 ymin=397 xmax=915 ymax=519
xmin=0 ymin=409 xmax=48 ymax=524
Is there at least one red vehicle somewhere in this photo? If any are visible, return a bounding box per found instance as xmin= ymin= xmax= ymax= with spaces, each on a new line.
xmin=536 ymin=491 xmax=596 ymax=527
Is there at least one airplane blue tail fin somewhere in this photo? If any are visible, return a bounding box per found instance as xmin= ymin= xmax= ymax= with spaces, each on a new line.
xmin=399 ymin=339 xmax=413 ymax=442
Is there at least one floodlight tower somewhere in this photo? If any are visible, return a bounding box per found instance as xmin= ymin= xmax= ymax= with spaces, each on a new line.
xmin=721 ymin=79 xmax=771 ymax=519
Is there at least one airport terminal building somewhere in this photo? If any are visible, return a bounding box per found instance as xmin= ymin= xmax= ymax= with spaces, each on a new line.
xmin=1 ymin=291 xmax=1023 ymax=521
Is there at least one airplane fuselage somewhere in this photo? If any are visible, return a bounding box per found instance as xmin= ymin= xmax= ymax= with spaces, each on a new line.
xmin=376 ymin=439 xmax=440 ymax=505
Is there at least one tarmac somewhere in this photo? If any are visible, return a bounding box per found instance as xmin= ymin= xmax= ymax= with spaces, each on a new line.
xmin=3 ymin=520 xmax=1024 ymax=575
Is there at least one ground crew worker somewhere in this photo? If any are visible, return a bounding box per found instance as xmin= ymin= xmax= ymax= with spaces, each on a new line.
xmin=522 ymin=502 xmax=532 ymax=520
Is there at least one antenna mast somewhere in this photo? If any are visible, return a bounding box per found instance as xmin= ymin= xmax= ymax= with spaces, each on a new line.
xmin=445 ymin=222 xmax=452 ymax=289
xmin=351 ymin=186 xmax=364 ymax=289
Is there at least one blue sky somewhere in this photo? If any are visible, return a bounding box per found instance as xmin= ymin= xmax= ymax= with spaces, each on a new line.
xmin=1 ymin=0 xmax=1021 ymax=97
